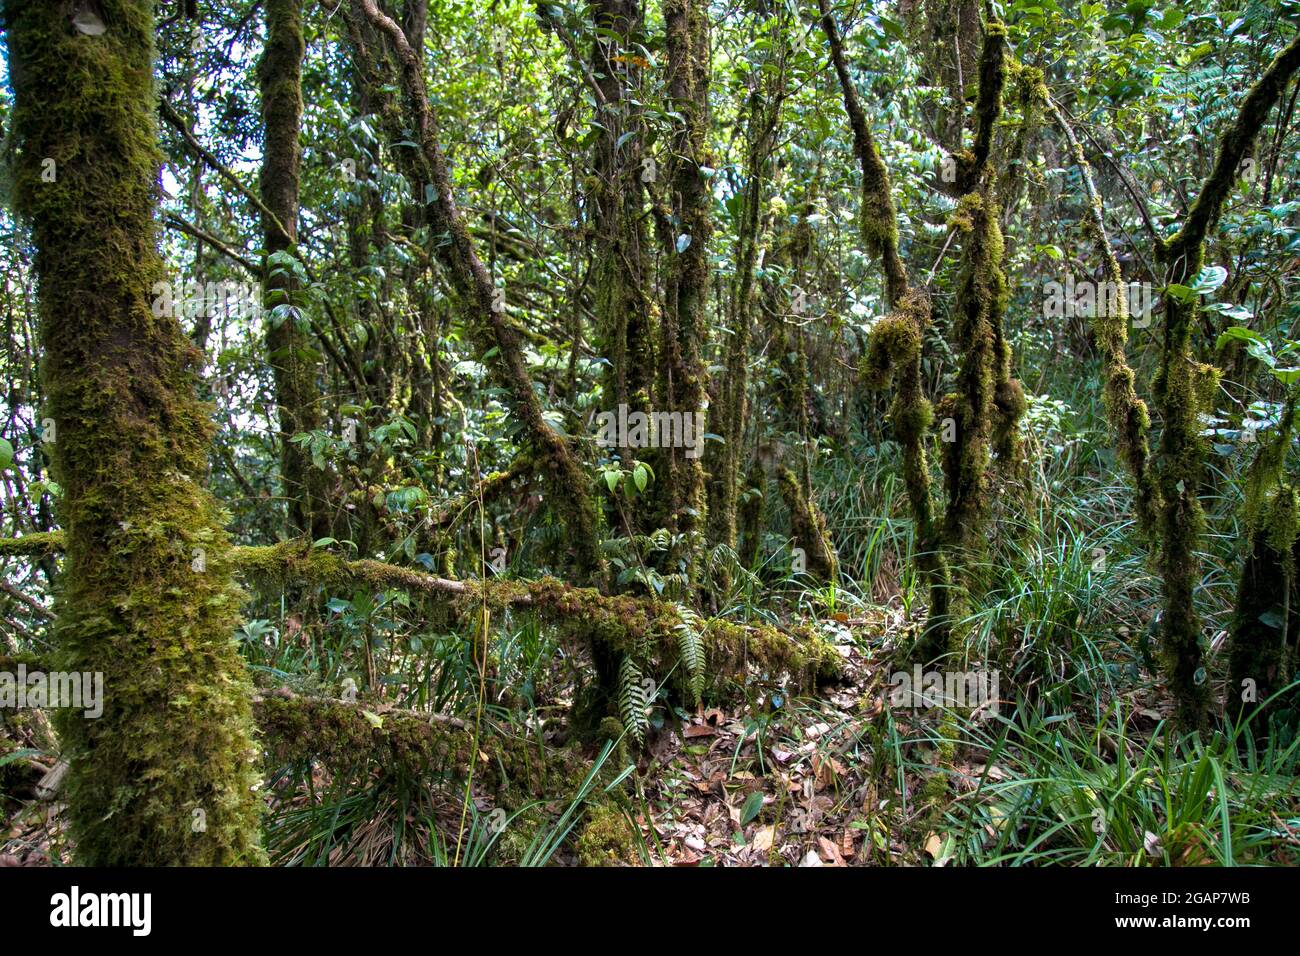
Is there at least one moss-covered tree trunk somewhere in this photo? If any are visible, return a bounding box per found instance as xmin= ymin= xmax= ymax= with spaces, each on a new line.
xmin=1045 ymin=94 xmax=1160 ymax=536
xmin=820 ymin=0 xmax=947 ymax=646
xmin=938 ymin=20 xmax=1019 ymax=564
xmin=6 ymin=0 xmax=265 ymax=864
xmin=941 ymin=183 xmax=1009 ymax=555
xmin=712 ymin=139 xmax=763 ymax=549
xmin=659 ymin=0 xmax=711 ymax=560
xmin=1154 ymin=33 xmax=1300 ymax=729
xmin=261 ymin=0 xmax=330 ymax=540
xmin=590 ymin=0 xmax=654 ymax=467
xmin=348 ymin=0 xmax=606 ymax=583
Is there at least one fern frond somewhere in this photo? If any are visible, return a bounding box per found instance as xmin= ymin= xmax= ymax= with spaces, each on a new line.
xmin=617 ymin=654 xmax=649 ymax=745
xmin=675 ymin=621 xmax=705 ymax=705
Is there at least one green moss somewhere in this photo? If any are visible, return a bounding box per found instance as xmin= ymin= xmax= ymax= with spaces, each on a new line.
xmin=942 ymin=182 xmax=1008 ymax=556
xmin=948 ymin=191 xmax=983 ymax=233
xmin=777 ymin=465 xmax=839 ymax=583
xmin=256 ymin=693 xmax=486 ymax=781
xmin=0 ymin=531 xmax=65 ymax=558
xmin=862 ymin=312 xmax=920 ymax=390
xmin=993 ymin=376 xmax=1026 ymax=464
xmin=575 ymin=802 xmax=641 ymax=866
xmin=8 ymin=0 xmax=265 ymax=865
xmin=1153 ymin=290 xmax=1214 ymax=728
xmin=893 ymin=395 xmax=935 ymax=445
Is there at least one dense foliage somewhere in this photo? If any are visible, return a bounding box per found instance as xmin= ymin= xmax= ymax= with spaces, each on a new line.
xmin=1 ymin=0 xmax=1299 ymax=866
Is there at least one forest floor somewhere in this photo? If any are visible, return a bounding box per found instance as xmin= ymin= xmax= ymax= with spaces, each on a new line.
xmin=632 ymin=612 xmax=1168 ymax=867
xmin=0 ymin=604 xmax=1194 ymax=868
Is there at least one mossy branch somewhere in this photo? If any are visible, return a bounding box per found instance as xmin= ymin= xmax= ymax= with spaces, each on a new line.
xmin=0 ymin=531 xmax=66 ymax=559
xmin=253 ymin=691 xmax=533 ymax=784
xmin=1163 ymin=33 xmax=1300 ymax=276
xmin=959 ymin=20 xmax=1007 ymax=192
xmin=236 ymin=541 xmax=842 ymax=686
xmin=1045 ymin=94 xmax=1160 ymax=535
xmin=1 ymin=534 xmax=839 ymax=686
xmin=817 ymin=0 xmax=907 ymax=307
xmin=160 ymin=96 xmax=294 ymax=246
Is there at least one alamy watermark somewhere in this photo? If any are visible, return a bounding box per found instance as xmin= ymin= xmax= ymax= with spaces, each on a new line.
xmin=151 ymin=279 xmax=261 ymax=321
xmin=1042 ymin=277 xmax=1154 ymax=327
xmin=1 ymin=664 xmax=103 ymax=718
xmin=888 ymin=666 xmax=1000 ymax=719
xmin=595 ymin=403 xmax=707 ymax=459
xmin=50 ymin=886 xmax=150 ymax=936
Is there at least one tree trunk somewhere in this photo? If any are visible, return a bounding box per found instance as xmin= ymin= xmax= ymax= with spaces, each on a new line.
xmin=261 ymin=0 xmax=330 ymax=540
xmin=659 ymin=0 xmax=712 ymax=564
xmin=590 ymin=0 xmax=654 ymax=461
xmin=820 ymin=0 xmax=947 ymax=652
xmin=7 ymin=0 xmax=265 ymax=864
xmin=1154 ymin=33 xmax=1300 ymax=729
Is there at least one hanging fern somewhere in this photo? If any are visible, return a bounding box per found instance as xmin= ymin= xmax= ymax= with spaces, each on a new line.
xmin=617 ymin=654 xmax=650 ymax=745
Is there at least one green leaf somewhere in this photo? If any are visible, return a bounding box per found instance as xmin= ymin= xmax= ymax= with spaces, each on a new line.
xmin=877 ymin=15 xmax=907 ymax=40
xmin=361 ymin=709 xmax=384 ymax=729
xmin=1189 ymin=265 xmax=1228 ymax=295
xmin=1215 ymin=326 xmax=1264 ymax=350
xmin=0 ymin=437 xmax=12 ymax=472
xmin=633 ymin=463 xmax=648 ymax=492
xmin=604 ymin=470 xmax=621 ymax=494
xmin=741 ymin=790 xmax=764 ymax=825
xmin=1203 ymin=302 xmax=1253 ymax=322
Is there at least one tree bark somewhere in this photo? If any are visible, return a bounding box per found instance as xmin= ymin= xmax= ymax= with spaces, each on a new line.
xmin=7 ymin=0 xmax=265 ymax=864
xmin=1155 ymin=33 xmax=1300 ymax=729
xmin=659 ymin=0 xmax=712 ymax=559
xmin=260 ymin=0 xmax=331 ymax=540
